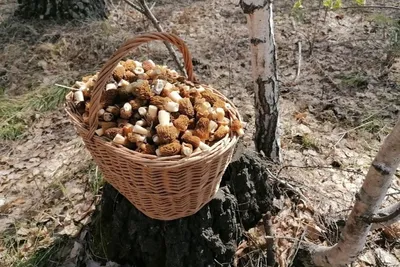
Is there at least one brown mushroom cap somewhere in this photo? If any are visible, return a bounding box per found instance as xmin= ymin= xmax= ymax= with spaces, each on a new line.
xmin=104 ymin=127 xmax=123 ymax=139
xmin=213 ymin=125 xmax=230 ymax=141
xmin=194 ymin=117 xmax=210 ymax=141
xmin=231 ymin=119 xmax=242 ymax=132
xmin=113 ymin=64 xmax=125 ymax=82
xmin=158 ymin=142 xmax=181 ymax=156
xmin=150 ymin=96 xmax=172 ymax=110
xmin=173 ymin=115 xmax=190 ymax=132
xmin=201 ymin=89 xmax=219 ymax=104
xmin=179 ymin=98 xmax=195 ymax=117
xmin=137 ymin=143 xmax=156 ymax=155
xmin=123 ymin=59 xmax=136 ymax=72
xmin=156 ymin=125 xmax=179 ymax=144
xmin=128 ymin=79 xmax=153 ymax=100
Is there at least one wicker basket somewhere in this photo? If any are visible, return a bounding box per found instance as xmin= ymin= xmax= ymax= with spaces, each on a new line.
xmin=65 ymin=32 xmax=242 ymax=220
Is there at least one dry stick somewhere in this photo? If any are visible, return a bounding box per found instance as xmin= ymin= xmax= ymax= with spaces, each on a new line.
xmin=293 ymin=41 xmax=302 ymax=82
xmin=263 ymin=212 xmax=275 ymax=267
xmin=124 ymin=0 xmax=186 ymax=75
xmin=55 ymin=83 xmax=79 ymax=91
xmin=369 ymin=201 xmax=400 ymax=229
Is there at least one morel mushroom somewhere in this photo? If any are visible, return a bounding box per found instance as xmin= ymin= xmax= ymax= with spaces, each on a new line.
xmin=156 ymin=125 xmax=179 ymax=144
xmin=113 ymin=64 xmax=125 ymax=82
xmin=142 ymin=59 xmax=156 ymax=71
xmin=137 ymin=143 xmax=156 ymax=155
xmin=201 ymin=89 xmax=219 ymax=104
xmin=173 ymin=115 xmax=190 ymax=132
xmin=181 ymin=131 xmax=210 ymax=151
xmin=213 ymin=125 xmax=230 ymax=141
xmin=120 ymin=103 xmax=133 ymax=119
xmin=231 ymin=119 xmax=244 ymax=137
xmin=127 ymin=132 xmax=146 ymax=144
xmin=123 ymin=59 xmax=136 ymax=71
xmin=193 ymin=117 xmax=210 ymax=141
xmin=156 ymin=142 xmax=181 ymax=156
xmin=178 ymin=98 xmax=195 ymax=117
xmin=106 ymin=106 xmax=120 ymax=117
xmin=104 ymin=127 xmax=123 ymax=139
xmin=128 ymin=79 xmax=152 ymax=100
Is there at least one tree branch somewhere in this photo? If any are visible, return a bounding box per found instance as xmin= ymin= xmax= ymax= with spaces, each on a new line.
xmin=369 ymin=202 xmax=400 ymax=229
xmin=307 ymin=116 xmax=400 ymax=266
xmin=263 ymin=212 xmax=275 ymax=267
xmin=123 ymin=0 xmax=144 ymax=13
xmin=125 ymin=0 xmax=186 ymax=75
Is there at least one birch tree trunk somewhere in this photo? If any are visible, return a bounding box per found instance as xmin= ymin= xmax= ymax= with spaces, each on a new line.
xmin=297 ymin=117 xmax=400 ymax=266
xmin=239 ymin=0 xmax=281 ymax=162
xmin=15 ymin=0 xmax=108 ymax=20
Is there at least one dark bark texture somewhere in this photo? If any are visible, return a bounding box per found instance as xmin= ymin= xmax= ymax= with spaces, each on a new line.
xmin=91 ymin=149 xmax=273 ymax=267
xmin=15 ymin=0 xmax=108 ymax=20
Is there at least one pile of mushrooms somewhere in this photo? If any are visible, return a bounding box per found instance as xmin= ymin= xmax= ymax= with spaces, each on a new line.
xmin=67 ymin=59 xmax=244 ymax=157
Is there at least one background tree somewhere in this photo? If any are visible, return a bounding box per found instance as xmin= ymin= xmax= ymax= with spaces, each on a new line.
xmin=239 ymin=0 xmax=281 ymax=162
xmin=15 ymin=0 xmax=108 ymax=20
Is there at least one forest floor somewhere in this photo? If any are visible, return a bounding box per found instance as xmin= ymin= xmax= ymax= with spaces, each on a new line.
xmin=0 ymin=0 xmax=399 ymax=266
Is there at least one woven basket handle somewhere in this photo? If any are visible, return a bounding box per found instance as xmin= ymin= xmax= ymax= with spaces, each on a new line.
xmin=87 ymin=32 xmax=195 ymax=139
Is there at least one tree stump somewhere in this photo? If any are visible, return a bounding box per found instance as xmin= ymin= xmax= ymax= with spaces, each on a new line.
xmin=15 ymin=0 xmax=108 ymax=20
xmin=90 ymin=149 xmax=273 ymax=267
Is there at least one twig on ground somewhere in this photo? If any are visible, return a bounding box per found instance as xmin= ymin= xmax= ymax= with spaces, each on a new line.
xmin=124 ymin=0 xmax=185 ymax=75
xmin=293 ymin=41 xmax=302 ymax=82
xmin=334 ymin=120 xmax=375 ymax=147
xmin=263 ymin=212 xmax=275 ymax=267
xmin=55 ymin=84 xmax=79 ymax=91
xmin=367 ymin=202 xmax=400 ymax=228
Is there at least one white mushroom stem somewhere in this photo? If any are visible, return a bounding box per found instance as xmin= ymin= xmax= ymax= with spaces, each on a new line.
xmin=225 ymin=103 xmax=232 ymax=109
xmin=209 ymin=120 xmax=218 ymax=133
xmin=237 ymin=128 xmax=245 ymax=137
xmin=113 ymin=134 xmax=126 ymax=145
xmin=136 ymin=120 xmax=146 ymax=127
xmin=165 ymin=102 xmax=179 ymax=112
xmin=152 ymin=135 xmax=160 ymax=144
xmin=199 ymin=142 xmax=211 ymax=151
xmin=196 ymin=86 xmax=205 ymax=93
xmin=98 ymin=109 xmax=105 ymax=117
xmin=106 ymin=83 xmax=117 ymax=90
xmin=155 ymin=149 xmax=161 ymax=156
xmin=204 ymin=102 xmax=211 ymax=109
xmin=74 ymin=91 xmax=84 ymax=102
xmin=153 ymin=79 xmax=164 ymax=95
xmin=148 ymin=105 xmax=158 ymax=120
xmin=95 ymin=128 xmax=104 ymax=136
xmin=134 ymin=67 xmax=144 ymax=75
xmin=134 ymin=60 xmax=142 ymax=68
xmin=219 ymin=117 xmax=230 ymax=126
xmin=123 ymin=103 xmax=132 ymax=113
xmin=215 ymin=108 xmax=225 ymax=121
xmin=164 ymin=82 xmax=174 ymax=91
xmin=133 ymin=125 xmax=149 ymax=135
xmin=118 ymin=79 xmax=130 ymax=88
xmin=182 ymin=143 xmax=193 ymax=157
xmin=103 ymin=112 xmax=114 ymax=122
xmin=131 ymin=133 xmax=146 ymax=143
xmin=138 ymin=107 xmax=147 ymax=116
xmin=169 ymin=91 xmax=182 ymax=102
xmin=158 ymin=110 xmax=170 ymax=126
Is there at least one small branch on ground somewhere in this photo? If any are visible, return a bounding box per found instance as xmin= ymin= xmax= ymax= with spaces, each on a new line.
xmin=367 ymin=202 xmax=400 ymax=228
xmin=124 ymin=0 xmax=185 ymax=75
xmin=263 ymin=212 xmax=275 ymax=267
xmin=293 ymin=41 xmax=302 ymax=82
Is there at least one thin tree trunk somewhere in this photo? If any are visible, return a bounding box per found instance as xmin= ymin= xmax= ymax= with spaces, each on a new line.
xmin=239 ymin=0 xmax=281 ymax=162
xmin=299 ymin=117 xmax=400 ymax=266
xmin=15 ymin=0 xmax=108 ymax=20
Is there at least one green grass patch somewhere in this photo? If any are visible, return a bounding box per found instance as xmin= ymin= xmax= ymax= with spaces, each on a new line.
xmin=0 ymin=86 xmax=67 ymax=140
xmin=338 ymin=72 xmax=368 ymax=89
xmin=14 ymin=237 xmax=72 ymax=267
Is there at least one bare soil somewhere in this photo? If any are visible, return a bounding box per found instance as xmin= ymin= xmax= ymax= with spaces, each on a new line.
xmin=0 ymin=0 xmax=399 ymax=266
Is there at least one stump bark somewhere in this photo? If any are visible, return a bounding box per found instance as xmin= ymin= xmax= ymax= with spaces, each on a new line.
xmin=90 ymin=149 xmax=273 ymax=267
xmin=15 ymin=0 xmax=108 ymax=20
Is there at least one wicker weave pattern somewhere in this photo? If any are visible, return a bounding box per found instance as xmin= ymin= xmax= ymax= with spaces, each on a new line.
xmin=65 ymin=32 xmax=242 ymax=220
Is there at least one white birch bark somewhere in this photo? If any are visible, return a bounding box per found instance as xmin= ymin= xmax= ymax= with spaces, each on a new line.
xmin=239 ymin=0 xmax=281 ymax=162
xmin=307 ymin=117 xmax=400 ymax=266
